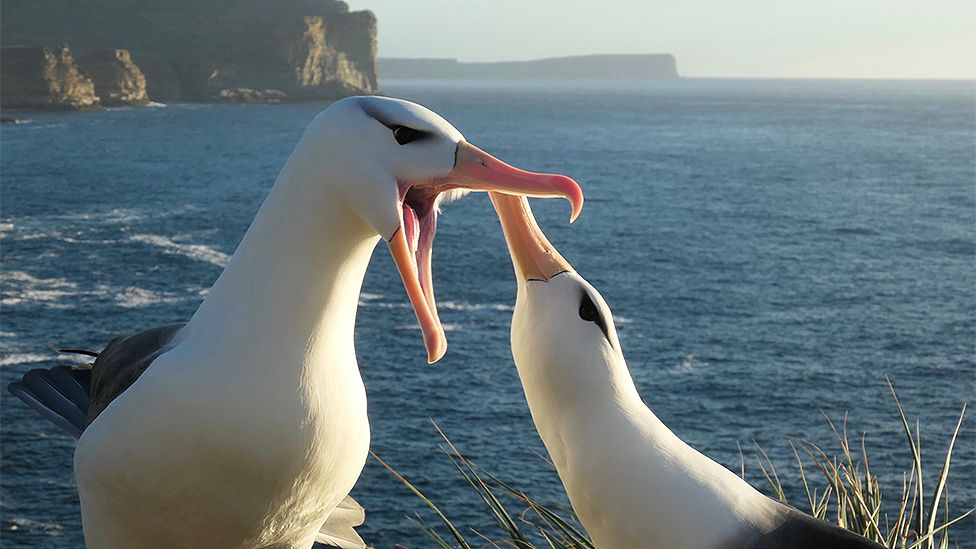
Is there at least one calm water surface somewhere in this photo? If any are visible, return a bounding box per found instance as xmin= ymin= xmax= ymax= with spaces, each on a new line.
xmin=2 ymin=79 xmax=974 ymax=547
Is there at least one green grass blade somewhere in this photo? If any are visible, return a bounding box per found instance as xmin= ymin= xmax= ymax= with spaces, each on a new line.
xmin=372 ymin=451 xmax=472 ymax=549
xmin=924 ymin=403 xmax=966 ymax=539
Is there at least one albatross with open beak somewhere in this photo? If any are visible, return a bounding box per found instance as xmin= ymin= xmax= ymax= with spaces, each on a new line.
xmin=490 ymin=193 xmax=885 ymax=549
xmin=7 ymin=96 xmax=582 ymax=549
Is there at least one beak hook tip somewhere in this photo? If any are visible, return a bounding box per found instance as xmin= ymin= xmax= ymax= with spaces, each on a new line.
xmin=569 ymin=197 xmax=583 ymax=223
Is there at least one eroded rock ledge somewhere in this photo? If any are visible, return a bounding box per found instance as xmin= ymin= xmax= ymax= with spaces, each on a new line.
xmin=77 ymin=50 xmax=149 ymax=107
xmin=1 ymin=45 xmax=98 ymax=110
xmin=1 ymin=0 xmax=378 ymax=109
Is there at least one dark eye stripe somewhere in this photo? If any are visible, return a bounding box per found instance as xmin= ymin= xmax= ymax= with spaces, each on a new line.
xmin=392 ymin=125 xmax=424 ymax=145
xmin=579 ymin=291 xmax=610 ymax=342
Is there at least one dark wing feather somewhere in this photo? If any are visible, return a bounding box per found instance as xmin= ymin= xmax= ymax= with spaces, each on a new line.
xmin=21 ymin=369 xmax=89 ymax=431
xmin=9 ymin=379 xmax=85 ymax=439
xmin=86 ymin=323 xmax=184 ymax=423
xmin=6 ymin=323 xmax=185 ymax=438
xmin=737 ymin=502 xmax=887 ymax=549
xmin=45 ymin=365 xmax=91 ymax=407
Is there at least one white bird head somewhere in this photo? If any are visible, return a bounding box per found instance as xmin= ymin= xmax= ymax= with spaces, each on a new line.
xmin=491 ymin=193 xmax=625 ymax=398
xmin=298 ymin=97 xmax=584 ymax=363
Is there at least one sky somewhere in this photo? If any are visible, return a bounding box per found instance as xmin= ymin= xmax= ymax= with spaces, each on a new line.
xmin=346 ymin=0 xmax=976 ymax=79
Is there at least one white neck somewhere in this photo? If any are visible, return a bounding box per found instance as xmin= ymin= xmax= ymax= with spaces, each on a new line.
xmin=183 ymin=148 xmax=380 ymax=382
xmin=514 ymin=346 xmax=779 ymax=548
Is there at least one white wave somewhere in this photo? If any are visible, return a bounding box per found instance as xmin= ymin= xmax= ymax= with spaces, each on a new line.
xmin=1 ymin=271 xmax=78 ymax=308
xmin=100 ymin=208 xmax=146 ymax=224
xmin=437 ymin=300 xmax=514 ymax=312
xmin=25 ymin=122 xmax=68 ymax=130
xmin=2 ymin=223 xmax=116 ymax=245
xmin=359 ymin=292 xmax=384 ymax=301
xmin=0 ymin=353 xmax=54 ymax=367
xmin=129 ymin=233 xmax=230 ymax=267
xmin=674 ymin=353 xmax=707 ymax=373
xmin=113 ymin=286 xmax=196 ymax=308
xmin=2 ymin=270 xmax=207 ymax=309
xmin=6 ymin=516 xmax=64 ymax=532
xmin=395 ymin=323 xmax=462 ymax=332
xmin=3 ymin=271 xmax=76 ymax=288
xmin=360 ymin=298 xmax=513 ymax=313
xmin=369 ymin=301 xmax=411 ymax=309
xmin=613 ymin=315 xmax=633 ymax=324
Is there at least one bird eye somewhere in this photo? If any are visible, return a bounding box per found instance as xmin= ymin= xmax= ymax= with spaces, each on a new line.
xmin=392 ymin=125 xmax=422 ymax=145
xmin=579 ymin=291 xmax=611 ymax=342
xmin=579 ymin=294 xmax=599 ymax=322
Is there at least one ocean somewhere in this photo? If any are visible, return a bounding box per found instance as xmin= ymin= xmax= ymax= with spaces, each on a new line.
xmin=1 ymin=78 xmax=974 ymax=547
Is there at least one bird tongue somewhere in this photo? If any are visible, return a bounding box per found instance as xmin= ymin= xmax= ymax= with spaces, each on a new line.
xmin=402 ymin=203 xmax=421 ymax=257
xmin=415 ymin=208 xmax=440 ymax=328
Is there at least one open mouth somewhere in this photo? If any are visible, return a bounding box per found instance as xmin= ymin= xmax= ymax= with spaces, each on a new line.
xmin=399 ymin=184 xmax=442 ymax=334
xmin=387 ymin=141 xmax=584 ymax=364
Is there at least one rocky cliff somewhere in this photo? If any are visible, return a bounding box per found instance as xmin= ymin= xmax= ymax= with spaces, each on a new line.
xmin=77 ymin=50 xmax=149 ymax=106
xmin=1 ymin=0 xmax=377 ymax=107
xmin=1 ymin=46 xmax=98 ymax=109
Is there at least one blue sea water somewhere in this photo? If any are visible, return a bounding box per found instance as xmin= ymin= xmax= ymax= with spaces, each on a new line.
xmin=1 ymin=78 xmax=974 ymax=548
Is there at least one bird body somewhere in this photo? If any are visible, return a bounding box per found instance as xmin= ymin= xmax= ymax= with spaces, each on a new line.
xmin=16 ymin=200 xmax=372 ymax=547
xmin=512 ymin=272 xmax=779 ymax=549
xmin=490 ymin=193 xmax=885 ymax=549
xmin=72 ymin=103 xmax=383 ymax=548
xmin=10 ymin=97 xmax=583 ymax=548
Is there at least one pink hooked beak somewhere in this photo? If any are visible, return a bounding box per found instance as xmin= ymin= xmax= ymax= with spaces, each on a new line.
xmin=388 ymin=141 xmax=583 ymax=363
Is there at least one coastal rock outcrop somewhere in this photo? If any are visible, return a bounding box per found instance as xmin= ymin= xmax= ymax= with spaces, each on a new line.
xmin=216 ymin=88 xmax=288 ymax=103
xmin=77 ymin=50 xmax=149 ymax=106
xmin=0 ymin=45 xmax=98 ymax=109
xmin=200 ymin=11 xmax=378 ymax=101
xmin=1 ymin=0 xmax=378 ymax=107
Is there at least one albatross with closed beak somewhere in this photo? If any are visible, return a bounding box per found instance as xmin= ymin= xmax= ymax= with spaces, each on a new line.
xmin=8 ymin=96 xmax=583 ymax=549
xmin=490 ymin=193 xmax=885 ymax=549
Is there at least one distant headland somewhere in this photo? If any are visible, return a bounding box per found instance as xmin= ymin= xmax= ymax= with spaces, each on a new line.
xmin=379 ymin=54 xmax=679 ymax=80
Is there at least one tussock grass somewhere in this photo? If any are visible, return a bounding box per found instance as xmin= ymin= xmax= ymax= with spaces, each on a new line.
xmin=373 ymin=423 xmax=592 ymax=549
xmin=745 ymin=378 xmax=972 ymax=549
xmin=379 ymin=380 xmax=972 ymax=548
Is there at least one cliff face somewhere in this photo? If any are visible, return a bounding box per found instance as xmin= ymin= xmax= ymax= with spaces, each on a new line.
xmin=0 ymin=45 xmax=98 ymax=109
xmin=77 ymin=50 xmax=149 ymax=106
xmin=199 ymin=11 xmax=377 ymax=101
xmin=1 ymin=0 xmax=377 ymax=106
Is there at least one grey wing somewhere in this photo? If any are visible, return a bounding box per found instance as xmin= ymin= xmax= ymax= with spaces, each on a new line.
xmin=7 ymin=323 xmax=185 ymax=438
xmin=86 ymin=323 xmax=185 ymax=423
xmin=732 ymin=502 xmax=887 ymax=549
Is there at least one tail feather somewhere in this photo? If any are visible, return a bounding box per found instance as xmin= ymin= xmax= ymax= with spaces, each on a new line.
xmin=9 ymin=379 xmax=85 ymax=439
xmin=9 ymin=365 xmax=92 ymax=439
xmin=22 ymin=369 xmax=89 ymax=430
xmin=44 ymin=366 xmax=91 ymax=411
xmin=314 ymin=525 xmax=365 ymax=549
xmin=328 ymin=494 xmax=365 ymax=527
xmin=314 ymin=495 xmax=366 ymax=549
